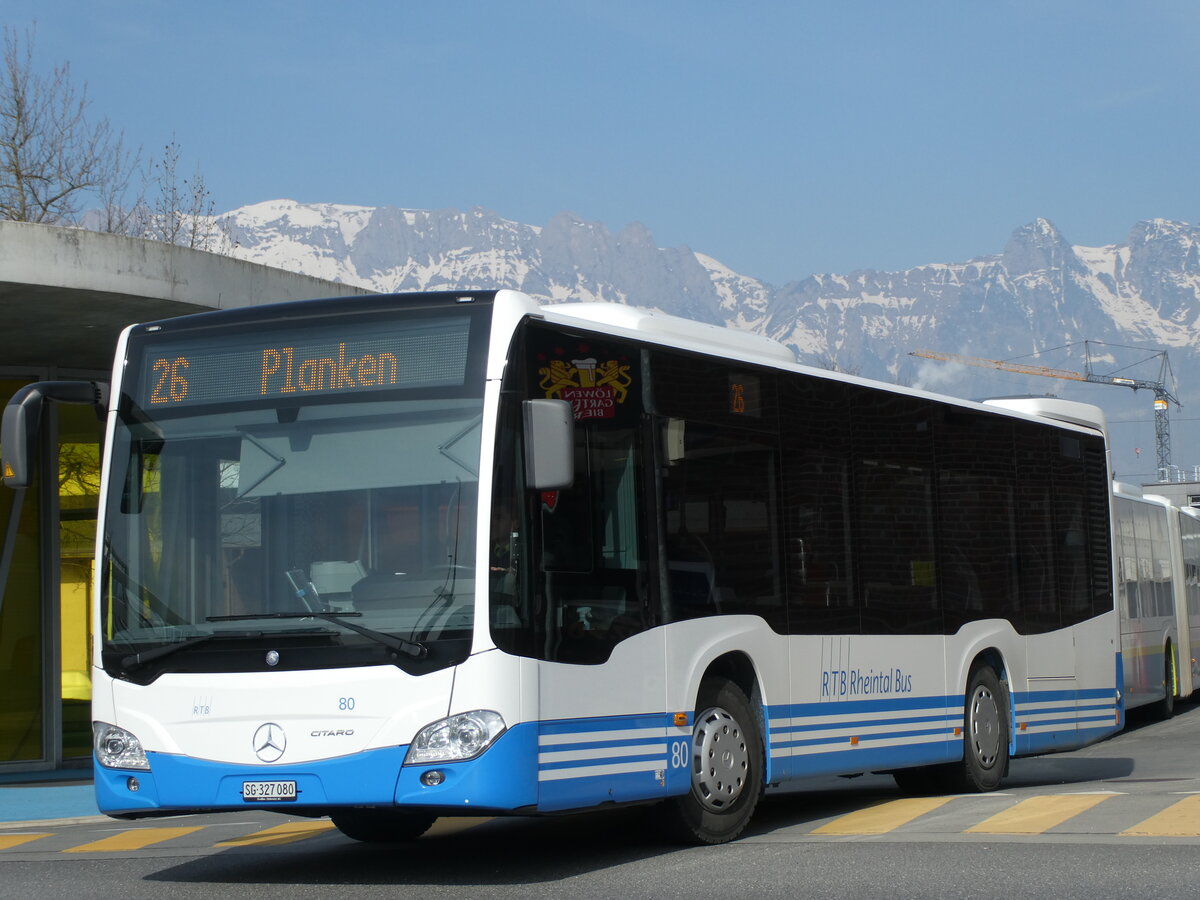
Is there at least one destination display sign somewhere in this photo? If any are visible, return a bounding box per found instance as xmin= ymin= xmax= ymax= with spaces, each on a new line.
xmin=135 ymin=315 xmax=473 ymax=408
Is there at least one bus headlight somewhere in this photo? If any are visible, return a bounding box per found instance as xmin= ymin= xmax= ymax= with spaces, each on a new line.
xmin=405 ymin=710 xmax=506 ymax=764
xmin=93 ymin=722 xmax=150 ymax=771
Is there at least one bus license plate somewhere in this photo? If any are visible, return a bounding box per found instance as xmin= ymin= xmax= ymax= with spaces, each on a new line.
xmin=242 ymin=780 xmax=297 ymax=801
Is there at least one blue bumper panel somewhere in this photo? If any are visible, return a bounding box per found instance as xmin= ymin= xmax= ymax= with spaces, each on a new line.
xmin=395 ymin=723 xmax=538 ymax=810
xmin=96 ymin=726 xmax=540 ymax=817
xmin=96 ymin=744 xmax=408 ymax=816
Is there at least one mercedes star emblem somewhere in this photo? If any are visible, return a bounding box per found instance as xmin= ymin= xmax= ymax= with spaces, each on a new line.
xmin=253 ymin=722 xmax=286 ymax=763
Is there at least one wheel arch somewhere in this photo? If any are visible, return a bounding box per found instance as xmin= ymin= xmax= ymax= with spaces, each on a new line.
xmin=694 ymin=650 xmax=771 ymax=785
xmin=970 ymin=646 xmax=1010 ymax=685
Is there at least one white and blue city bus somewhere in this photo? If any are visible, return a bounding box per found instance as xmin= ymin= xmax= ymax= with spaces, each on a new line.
xmin=1 ymin=289 xmax=1122 ymax=844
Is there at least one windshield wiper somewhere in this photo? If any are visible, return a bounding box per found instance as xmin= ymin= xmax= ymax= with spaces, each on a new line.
xmin=206 ymin=611 xmax=428 ymax=659
xmin=117 ymin=630 xmax=295 ymax=670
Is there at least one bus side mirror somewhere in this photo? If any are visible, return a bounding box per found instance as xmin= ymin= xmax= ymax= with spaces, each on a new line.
xmin=522 ymin=399 xmax=574 ymax=490
xmin=2 ymin=381 xmax=108 ymax=489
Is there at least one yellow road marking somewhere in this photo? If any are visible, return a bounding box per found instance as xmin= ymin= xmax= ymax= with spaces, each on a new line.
xmin=966 ymin=794 xmax=1110 ymax=834
xmin=811 ymin=797 xmax=952 ymax=835
xmin=214 ymin=820 xmax=336 ymax=847
xmin=1121 ymin=795 xmax=1200 ymax=836
xmin=0 ymin=833 xmax=52 ymax=850
xmin=65 ymin=826 xmax=205 ymax=853
xmin=423 ymin=817 xmax=494 ymax=838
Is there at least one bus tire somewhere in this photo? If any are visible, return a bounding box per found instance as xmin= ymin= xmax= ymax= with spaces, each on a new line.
xmin=1152 ymin=647 xmax=1176 ymax=720
xmin=659 ymin=679 xmax=763 ymax=845
xmin=955 ymin=665 xmax=1008 ymax=793
xmin=330 ymin=809 xmax=436 ymax=843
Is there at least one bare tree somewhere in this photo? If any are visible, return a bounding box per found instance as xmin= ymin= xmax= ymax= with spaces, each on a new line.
xmin=144 ymin=136 xmax=228 ymax=252
xmin=0 ymin=24 xmax=230 ymax=254
xmin=93 ymin=130 xmax=145 ymax=235
xmin=0 ymin=24 xmax=137 ymax=225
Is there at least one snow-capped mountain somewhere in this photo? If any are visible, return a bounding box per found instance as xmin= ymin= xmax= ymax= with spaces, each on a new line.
xmin=767 ymin=217 xmax=1200 ymax=380
xmin=216 ymin=200 xmax=1200 ymax=478
xmin=221 ymin=201 xmax=733 ymax=326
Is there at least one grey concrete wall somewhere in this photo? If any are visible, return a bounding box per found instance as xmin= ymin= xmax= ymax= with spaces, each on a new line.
xmin=0 ymin=221 xmax=376 ymax=370
xmin=0 ymin=220 xmax=367 ymax=309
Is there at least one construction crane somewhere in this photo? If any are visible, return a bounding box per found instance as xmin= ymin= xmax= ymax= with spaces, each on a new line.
xmin=909 ymin=343 xmax=1181 ymax=480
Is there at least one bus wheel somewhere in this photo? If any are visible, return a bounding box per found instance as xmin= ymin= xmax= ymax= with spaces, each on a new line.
xmin=957 ymin=665 xmax=1008 ymax=793
xmin=1153 ymin=647 xmax=1176 ymax=720
xmin=331 ymin=809 xmax=436 ymax=843
xmin=660 ymin=679 xmax=763 ymax=844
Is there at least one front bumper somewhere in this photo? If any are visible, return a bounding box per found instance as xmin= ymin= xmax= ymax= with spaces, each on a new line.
xmin=96 ymin=722 xmax=540 ymax=818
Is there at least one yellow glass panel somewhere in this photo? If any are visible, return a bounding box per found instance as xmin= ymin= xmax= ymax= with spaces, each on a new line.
xmin=57 ymin=404 xmax=104 ymax=761
xmin=0 ymin=377 xmax=43 ymax=763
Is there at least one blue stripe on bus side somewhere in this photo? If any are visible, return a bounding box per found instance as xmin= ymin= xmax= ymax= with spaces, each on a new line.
xmin=541 ymin=736 xmax=672 ymax=754
xmin=774 ymin=726 xmax=954 ymax=751
xmin=766 ymin=681 xmax=1120 ymax=777
xmin=770 ymin=712 xmax=958 ymax=736
xmin=764 ymin=696 xmax=962 ymax=778
xmin=539 ymin=751 xmax=667 ymax=773
xmin=534 ymin=713 xmax=689 ymax=812
xmin=1009 ymin=680 xmax=1120 ymax=755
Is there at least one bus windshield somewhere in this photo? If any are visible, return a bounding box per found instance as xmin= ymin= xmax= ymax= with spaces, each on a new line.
xmin=100 ymin=306 xmax=488 ymax=681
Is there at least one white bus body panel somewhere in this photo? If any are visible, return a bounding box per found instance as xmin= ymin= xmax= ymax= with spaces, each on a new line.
xmin=94 ymin=646 xmax=540 ymax=768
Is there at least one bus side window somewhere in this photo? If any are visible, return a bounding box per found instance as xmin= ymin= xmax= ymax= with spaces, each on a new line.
xmin=849 ymin=389 xmax=938 ymax=636
xmin=545 ymin=426 xmax=651 ymax=664
xmin=659 ymin=419 xmax=784 ymax=629
xmin=935 ymin=412 xmax=1017 ymax=632
xmin=780 ymin=376 xmax=856 ymax=635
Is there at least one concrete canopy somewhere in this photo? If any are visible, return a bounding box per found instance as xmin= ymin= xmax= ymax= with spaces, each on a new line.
xmin=0 ymin=221 xmax=370 ymax=372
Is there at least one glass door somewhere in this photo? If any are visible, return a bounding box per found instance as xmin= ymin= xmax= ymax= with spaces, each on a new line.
xmin=0 ymin=377 xmax=44 ymax=765
xmin=56 ymin=402 xmax=103 ymax=760
xmin=0 ymin=378 xmax=105 ymax=769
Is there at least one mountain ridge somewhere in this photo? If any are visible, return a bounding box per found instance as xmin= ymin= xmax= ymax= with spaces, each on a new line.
xmin=220 ymin=199 xmax=1200 ymax=353
xmin=214 ymin=199 xmax=1200 ymax=477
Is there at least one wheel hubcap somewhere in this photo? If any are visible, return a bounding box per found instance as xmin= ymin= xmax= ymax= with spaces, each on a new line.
xmin=969 ymin=685 xmax=1001 ymax=769
xmin=691 ymin=706 xmax=749 ymax=811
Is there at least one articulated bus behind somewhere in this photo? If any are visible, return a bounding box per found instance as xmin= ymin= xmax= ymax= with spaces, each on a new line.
xmin=1113 ymin=482 xmax=1199 ymax=717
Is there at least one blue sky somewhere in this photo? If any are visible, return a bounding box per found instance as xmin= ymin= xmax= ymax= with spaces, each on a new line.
xmin=6 ymin=1 xmax=1200 ymax=285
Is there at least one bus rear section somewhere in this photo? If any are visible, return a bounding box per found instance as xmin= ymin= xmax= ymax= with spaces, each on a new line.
xmin=1112 ymin=483 xmax=1197 ymax=718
